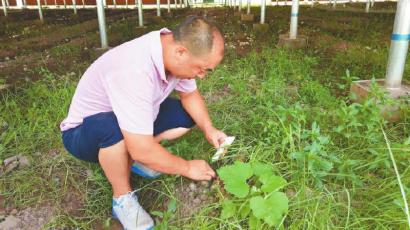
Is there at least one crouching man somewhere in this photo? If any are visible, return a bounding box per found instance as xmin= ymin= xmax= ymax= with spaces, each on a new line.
xmin=60 ymin=16 xmax=226 ymax=229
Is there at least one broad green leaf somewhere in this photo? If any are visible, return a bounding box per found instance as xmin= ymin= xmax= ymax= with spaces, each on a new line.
xmin=167 ymin=199 xmax=177 ymax=213
xmin=250 ymin=192 xmax=289 ymax=227
xmin=239 ymin=202 xmax=251 ymax=218
xmin=259 ymin=174 xmax=287 ymax=193
xmin=218 ymin=161 xmax=253 ymax=198
xmin=248 ymin=214 xmax=262 ymax=230
xmin=252 ymin=162 xmax=272 ymax=177
xmin=221 ymin=200 xmax=236 ymax=219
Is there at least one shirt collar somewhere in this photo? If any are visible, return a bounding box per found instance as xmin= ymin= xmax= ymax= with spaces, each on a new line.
xmin=151 ymin=28 xmax=172 ymax=84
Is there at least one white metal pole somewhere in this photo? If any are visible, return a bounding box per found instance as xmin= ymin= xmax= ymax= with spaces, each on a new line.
xmin=96 ymin=0 xmax=108 ymax=49
xmin=82 ymin=0 xmax=85 ymax=8
xmin=37 ymin=0 xmax=44 ymax=21
xmin=260 ymin=0 xmax=265 ymax=24
xmin=125 ymin=0 xmax=128 ymax=8
xmin=246 ymin=0 xmax=250 ymax=14
xmin=73 ymin=0 xmax=77 ymax=14
xmin=103 ymin=0 xmax=106 ymax=8
xmin=184 ymin=0 xmax=187 ymax=7
xmin=371 ymin=0 xmax=374 ymax=7
xmin=365 ymin=0 xmax=370 ymax=13
xmin=385 ymin=0 xmax=410 ymax=89
xmin=156 ymin=0 xmax=160 ymax=16
xmin=44 ymin=0 xmax=48 ymax=7
xmin=54 ymin=0 xmax=57 ymax=7
xmin=179 ymin=0 xmax=182 ymax=8
xmin=138 ymin=0 xmax=144 ymax=27
xmin=167 ymin=0 xmax=170 ymax=13
xmin=113 ymin=0 xmax=116 ymax=8
xmin=238 ymin=0 xmax=241 ymax=12
xmin=23 ymin=0 xmax=26 ymax=8
xmin=2 ymin=0 xmax=7 ymax=16
xmin=290 ymin=0 xmax=299 ymax=39
xmin=333 ymin=0 xmax=336 ymax=9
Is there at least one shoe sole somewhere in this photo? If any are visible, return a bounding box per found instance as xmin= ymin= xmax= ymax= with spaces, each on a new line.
xmin=112 ymin=209 xmax=154 ymax=230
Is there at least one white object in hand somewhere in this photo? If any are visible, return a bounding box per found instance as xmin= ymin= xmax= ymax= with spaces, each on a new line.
xmin=211 ymin=136 xmax=235 ymax=162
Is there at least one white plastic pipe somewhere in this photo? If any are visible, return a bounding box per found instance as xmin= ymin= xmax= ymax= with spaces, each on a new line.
xmin=246 ymin=0 xmax=250 ymax=14
xmin=289 ymin=0 xmax=299 ymax=39
xmin=73 ymin=0 xmax=77 ymax=14
xmin=2 ymin=0 xmax=7 ymax=16
xmin=96 ymin=0 xmax=108 ymax=49
xmin=36 ymin=0 xmax=43 ymax=21
xmin=385 ymin=0 xmax=410 ymax=89
xmin=138 ymin=0 xmax=144 ymax=27
xmin=260 ymin=0 xmax=265 ymax=24
xmin=156 ymin=0 xmax=160 ymax=16
xmin=167 ymin=0 xmax=170 ymax=13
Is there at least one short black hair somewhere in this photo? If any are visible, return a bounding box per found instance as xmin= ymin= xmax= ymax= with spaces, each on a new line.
xmin=172 ymin=16 xmax=222 ymax=57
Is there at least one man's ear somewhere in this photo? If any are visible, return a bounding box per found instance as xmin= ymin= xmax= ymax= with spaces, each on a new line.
xmin=175 ymin=45 xmax=189 ymax=58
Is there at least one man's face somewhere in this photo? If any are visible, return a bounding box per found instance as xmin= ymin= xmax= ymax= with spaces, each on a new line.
xmin=171 ymin=32 xmax=224 ymax=80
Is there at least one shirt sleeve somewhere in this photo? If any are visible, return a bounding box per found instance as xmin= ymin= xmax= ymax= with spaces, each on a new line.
xmin=103 ymin=70 xmax=154 ymax=135
xmin=175 ymin=79 xmax=197 ymax=93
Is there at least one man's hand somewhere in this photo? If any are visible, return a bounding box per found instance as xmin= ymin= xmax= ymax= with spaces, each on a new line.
xmin=205 ymin=126 xmax=228 ymax=148
xmin=183 ymin=160 xmax=216 ymax=181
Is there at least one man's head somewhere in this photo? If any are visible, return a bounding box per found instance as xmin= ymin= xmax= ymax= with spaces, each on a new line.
xmin=162 ymin=16 xmax=224 ymax=79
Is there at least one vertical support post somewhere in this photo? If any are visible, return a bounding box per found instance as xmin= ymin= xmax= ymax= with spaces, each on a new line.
xmin=179 ymin=0 xmax=182 ymax=8
xmin=82 ymin=0 xmax=85 ymax=8
xmin=37 ymin=0 xmax=44 ymax=21
xmin=125 ymin=0 xmax=128 ymax=8
xmin=238 ymin=0 xmax=241 ymax=13
xmin=63 ymin=0 xmax=67 ymax=8
xmin=385 ymin=0 xmax=410 ymax=89
xmin=246 ymin=0 xmax=250 ymax=14
xmin=96 ymin=0 xmax=108 ymax=49
xmin=167 ymin=0 xmax=170 ymax=13
xmin=23 ymin=0 xmax=27 ymax=8
xmin=2 ymin=0 xmax=7 ymax=16
xmin=73 ymin=0 xmax=77 ymax=14
xmin=54 ymin=0 xmax=57 ymax=7
xmin=156 ymin=0 xmax=160 ymax=16
xmin=137 ymin=0 xmax=144 ymax=27
xmin=365 ymin=0 xmax=370 ymax=13
xmin=44 ymin=0 xmax=48 ymax=7
xmin=184 ymin=0 xmax=187 ymax=7
xmin=260 ymin=0 xmax=265 ymax=24
xmin=333 ymin=0 xmax=336 ymax=9
xmin=174 ymin=0 xmax=177 ymax=9
xmin=113 ymin=0 xmax=116 ymax=8
xmin=371 ymin=0 xmax=374 ymax=7
xmin=289 ymin=0 xmax=299 ymax=39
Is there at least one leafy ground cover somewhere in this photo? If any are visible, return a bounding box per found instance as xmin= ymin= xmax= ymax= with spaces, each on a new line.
xmin=1 ymin=2 xmax=410 ymax=229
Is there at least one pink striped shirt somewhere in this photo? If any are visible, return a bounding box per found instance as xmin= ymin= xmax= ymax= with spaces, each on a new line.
xmin=60 ymin=28 xmax=197 ymax=134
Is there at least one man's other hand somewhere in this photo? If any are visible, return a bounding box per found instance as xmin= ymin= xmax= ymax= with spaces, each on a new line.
xmin=183 ymin=160 xmax=216 ymax=181
xmin=205 ymin=126 xmax=228 ymax=148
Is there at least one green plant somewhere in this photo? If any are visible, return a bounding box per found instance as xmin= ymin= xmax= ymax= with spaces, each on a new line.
xmin=152 ymin=199 xmax=177 ymax=230
xmin=217 ymin=161 xmax=289 ymax=229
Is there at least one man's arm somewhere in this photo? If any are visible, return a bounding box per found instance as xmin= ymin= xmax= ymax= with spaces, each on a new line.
xmin=121 ymin=130 xmax=216 ymax=181
xmin=179 ymin=89 xmax=227 ymax=148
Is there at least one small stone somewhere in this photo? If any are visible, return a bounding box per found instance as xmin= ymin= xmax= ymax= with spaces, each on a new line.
xmin=189 ymin=183 xmax=197 ymax=191
xmin=86 ymin=169 xmax=93 ymax=178
xmin=4 ymin=161 xmax=19 ymax=174
xmin=17 ymin=155 xmax=30 ymax=169
xmin=193 ymin=198 xmax=201 ymax=204
xmin=10 ymin=209 xmax=17 ymax=215
xmin=4 ymin=57 xmax=9 ymax=61
xmin=202 ymin=188 xmax=209 ymax=194
xmin=200 ymin=181 xmax=208 ymax=187
xmin=38 ymin=217 xmax=44 ymax=222
xmin=4 ymin=156 xmax=18 ymax=166
xmin=200 ymin=194 xmax=207 ymax=201
xmin=0 ymin=215 xmax=21 ymax=229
